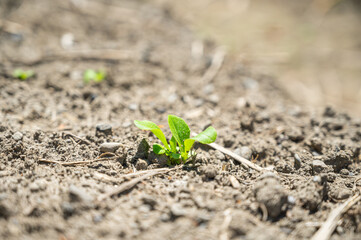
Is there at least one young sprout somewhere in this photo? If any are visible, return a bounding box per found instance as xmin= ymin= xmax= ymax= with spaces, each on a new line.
xmin=134 ymin=115 xmax=217 ymax=164
xmin=12 ymin=69 xmax=34 ymax=80
xmin=83 ymin=69 xmax=106 ymax=84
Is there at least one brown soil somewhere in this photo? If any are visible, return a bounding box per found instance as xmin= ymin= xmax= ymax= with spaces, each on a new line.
xmin=0 ymin=1 xmax=360 ymax=239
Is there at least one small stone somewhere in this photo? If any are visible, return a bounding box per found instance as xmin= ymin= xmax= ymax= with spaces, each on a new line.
xmin=223 ymin=138 xmax=235 ymax=148
xmin=0 ymin=200 xmax=12 ymax=219
xmin=204 ymin=166 xmax=218 ymax=179
xmin=286 ymin=128 xmax=304 ymax=142
xmin=136 ymin=159 xmax=148 ymax=170
xmin=229 ymin=176 xmax=241 ymax=188
xmin=254 ymin=177 xmax=287 ymax=219
xmin=170 ymin=203 xmax=187 ymax=217
xmin=208 ymin=94 xmax=219 ymax=104
xmin=69 ymin=185 xmax=94 ymax=203
xmin=323 ymin=106 xmax=336 ymax=117
xmin=141 ymin=195 xmax=158 ymax=209
xmin=154 ymin=106 xmax=166 ymax=114
xmin=99 ymin=142 xmax=121 ymax=153
xmin=122 ymin=121 xmax=132 ymax=128
xmin=312 ymin=176 xmax=322 ymax=183
xmin=330 ymin=187 xmax=352 ymax=200
xmin=215 ymin=150 xmax=225 ymax=161
xmin=312 ymin=160 xmax=328 ymax=174
xmin=241 ymin=117 xmax=254 ymax=131
xmin=61 ymin=202 xmax=75 ymax=218
xmin=95 ymin=123 xmax=112 ymax=136
xmin=29 ymin=182 xmax=40 ymax=192
xmin=203 ymin=84 xmax=214 ymax=94
xmin=128 ymin=103 xmax=138 ymax=111
xmin=287 ymin=196 xmax=296 ymax=205
xmin=235 ymin=146 xmax=252 ymax=160
xmin=12 ymin=132 xmax=23 ymax=141
xmin=340 ymin=169 xmax=349 ymax=175
xmin=294 ymin=153 xmax=302 ymax=169
xmin=93 ymin=214 xmax=103 ymax=223
xmin=194 ymin=98 xmax=204 ymax=107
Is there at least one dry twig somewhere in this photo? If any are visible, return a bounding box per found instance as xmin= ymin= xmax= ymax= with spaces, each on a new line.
xmin=97 ymin=168 xmax=176 ymax=201
xmin=201 ymin=48 xmax=225 ymax=83
xmin=219 ymin=208 xmax=232 ymax=240
xmin=208 ymin=142 xmax=265 ymax=172
xmin=39 ymin=155 xmax=119 ymax=166
xmin=93 ymin=167 xmax=172 ymax=184
xmin=311 ymin=182 xmax=361 ymax=240
xmin=62 ymin=132 xmax=91 ymax=145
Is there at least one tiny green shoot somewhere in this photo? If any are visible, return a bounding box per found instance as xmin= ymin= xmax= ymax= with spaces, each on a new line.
xmin=134 ymin=115 xmax=217 ymax=164
xmin=83 ymin=69 xmax=106 ymax=84
xmin=12 ymin=69 xmax=34 ymax=80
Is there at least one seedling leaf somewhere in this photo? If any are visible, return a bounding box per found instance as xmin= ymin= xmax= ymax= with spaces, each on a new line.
xmin=171 ymin=152 xmax=181 ymax=159
xmin=184 ymin=126 xmax=217 ymax=152
xmin=153 ymin=144 xmax=166 ymax=155
xmin=169 ymin=136 xmax=177 ymax=153
xmin=83 ymin=69 xmax=106 ymax=84
xmin=134 ymin=115 xmax=217 ymax=164
xmin=134 ymin=120 xmax=170 ymax=150
xmin=168 ymin=115 xmax=190 ymax=149
xmin=13 ymin=69 xmax=34 ymax=80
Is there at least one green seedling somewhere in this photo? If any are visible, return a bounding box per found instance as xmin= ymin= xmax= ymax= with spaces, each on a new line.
xmin=83 ymin=69 xmax=106 ymax=84
xmin=134 ymin=115 xmax=217 ymax=164
xmin=12 ymin=69 xmax=34 ymax=80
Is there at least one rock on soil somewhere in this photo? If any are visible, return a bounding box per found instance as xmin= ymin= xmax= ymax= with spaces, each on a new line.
xmin=95 ymin=123 xmax=112 ymax=136
xmin=99 ymin=142 xmax=121 ymax=153
xmin=254 ymin=174 xmax=288 ymax=219
xmin=235 ymin=146 xmax=253 ymax=160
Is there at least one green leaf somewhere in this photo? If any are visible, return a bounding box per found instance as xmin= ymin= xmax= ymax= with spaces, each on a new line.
xmin=168 ymin=115 xmax=190 ymax=150
xmin=169 ymin=136 xmax=177 ymax=153
xmin=134 ymin=120 xmax=170 ymax=150
xmin=171 ymin=152 xmax=181 ymax=160
xmin=83 ymin=69 xmax=96 ymax=83
xmin=94 ymin=71 xmax=106 ymax=83
xmin=184 ymin=126 xmax=217 ymax=152
xmin=153 ymin=144 xmax=166 ymax=155
xmin=13 ymin=69 xmax=34 ymax=80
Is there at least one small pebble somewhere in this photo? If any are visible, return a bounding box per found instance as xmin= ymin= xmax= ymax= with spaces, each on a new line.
xmin=312 ymin=176 xmax=322 ymax=183
xmin=69 ymin=185 xmax=94 ymax=203
xmin=312 ymin=160 xmax=328 ymax=174
xmin=215 ymin=150 xmax=225 ymax=161
xmin=170 ymin=203 xmax=187 ymax=217
xmin=128 ymin=103 xmax=138 ymax=111
xmin=61 ymin=202 xmax=75 ymax=217
xmin=136 ymin=159 xmax=148 ymax=170
xmin=99 ymin=142 xmax=121 ymax=153
xmin=29 ymin=183 xmax=40 ymax=192
xmin=204 ymin=166 xmax=217 ymax=179
xmin=294 ymin=153 xmax=302 ymax=169
xmin=339 ymin=169 xmax=349 ymax=175
xmin=287 ymin=196 xmax=296 ymax=205
xmin=12 ymin=132 xmax=23 ymax=141
xmin=235 ymin=146 xmax=252 ymax=160
xmin=96 ymin=124 xmax=112 ymax=136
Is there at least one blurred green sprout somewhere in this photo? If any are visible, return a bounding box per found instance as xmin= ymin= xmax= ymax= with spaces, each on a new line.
xmin=12 ymin=69 xmax=34 ymax=80
xmin=83 ymin=69 xmax=106 ymax=84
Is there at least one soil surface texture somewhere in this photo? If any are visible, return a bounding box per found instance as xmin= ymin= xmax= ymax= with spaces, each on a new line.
xmin=0 ymin=0 xmax=360 ymax=239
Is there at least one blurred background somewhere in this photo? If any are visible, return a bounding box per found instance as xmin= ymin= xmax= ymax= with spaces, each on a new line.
xmin=151 ymin=0 xmax=361 ymax=116
xmin=1 ymin=0 xmax=360 ymax=116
